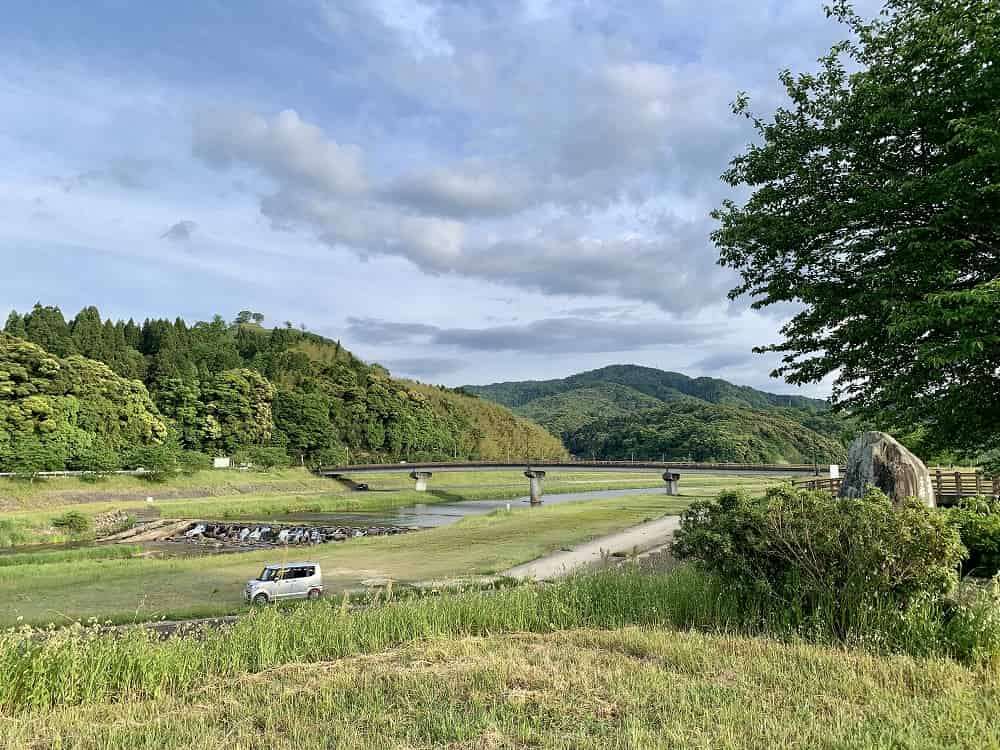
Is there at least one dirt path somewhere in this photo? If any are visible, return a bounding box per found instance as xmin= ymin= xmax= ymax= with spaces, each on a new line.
xmin=502 ymin=515 xmax=682 ymax=581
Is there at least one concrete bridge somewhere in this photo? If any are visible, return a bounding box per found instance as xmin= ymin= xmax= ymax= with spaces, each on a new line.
xmin=319 ymin=460 xmax=829 ymax=504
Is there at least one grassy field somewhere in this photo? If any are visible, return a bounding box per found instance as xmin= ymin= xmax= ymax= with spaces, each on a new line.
xmin=3 ymin=627 xmax=995 ymax=749
xmin=0 ymin=473 xmax=779 ymax=626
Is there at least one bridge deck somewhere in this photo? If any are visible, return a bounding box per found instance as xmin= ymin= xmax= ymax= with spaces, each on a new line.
xmin=320 ymin=460 xmax=828 ymax=476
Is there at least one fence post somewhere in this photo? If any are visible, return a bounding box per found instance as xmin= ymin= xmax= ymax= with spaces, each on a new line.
xmin=976 ymin=470 xmax=983 ymax=497
xmin=953 ymin=471 xmax=962 ymax=501
xmin=935 ymin=470 xmax=942 ymax=504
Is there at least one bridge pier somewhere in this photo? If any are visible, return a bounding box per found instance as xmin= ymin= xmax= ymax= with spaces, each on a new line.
xmin=525 ymin=469 xmax=546 ymax=505
xmin=662 ymin=471 xmax=680 ymax=496
xmin=409 ymin=471 xmax=432 ymax=492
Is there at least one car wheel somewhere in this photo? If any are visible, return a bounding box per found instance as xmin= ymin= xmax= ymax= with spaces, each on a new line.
xmin=252 ymin=593 xmax=269 ymax=605
xmin=307 ymin=588 xmax=321 ymax=601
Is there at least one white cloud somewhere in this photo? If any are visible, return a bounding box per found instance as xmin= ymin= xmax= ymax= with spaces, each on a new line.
xmin=193 ymin=109 xmax=367 ymax=195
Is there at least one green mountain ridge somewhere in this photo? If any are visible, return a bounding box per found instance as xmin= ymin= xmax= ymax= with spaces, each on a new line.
xmin=465 ymin=364 xmax=829 ymax=412
xmin=464 ymin=364 xmax=847 ymax=464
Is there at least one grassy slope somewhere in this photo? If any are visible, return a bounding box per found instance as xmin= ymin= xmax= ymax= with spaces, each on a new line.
xmin=0 ymin=473 xmax=777 ymax=625
xmin=3 ymin=627 xmax=996 ymax=748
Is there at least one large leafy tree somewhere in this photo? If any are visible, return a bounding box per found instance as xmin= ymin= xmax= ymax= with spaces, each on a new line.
xmin=713 ymin=0 xmax=1000 ymax=458
xmin=0 ymin=333 xmax=168 ymax=471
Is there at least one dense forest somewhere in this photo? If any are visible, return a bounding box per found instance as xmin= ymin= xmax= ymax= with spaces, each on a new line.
xmin=466 ymin=365 xmax=830 ymax=412
xmin=0 ymin=304 xmax=565 ymax=473
xmin=565 ymin=400 xmax=846 ymax=464
xmin=466 ymin=365 xmax=850 ymax=464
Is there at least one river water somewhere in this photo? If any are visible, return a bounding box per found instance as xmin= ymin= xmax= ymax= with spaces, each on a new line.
xmin=254 ymin=486 xmax=667 ymax=528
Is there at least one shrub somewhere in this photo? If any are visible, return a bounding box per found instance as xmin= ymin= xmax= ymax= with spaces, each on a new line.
xmin=672 ymin=485 xmax=965 ymax=635
xmin=0 ymin=519 xmax=27 ymax=547
xmin=306 ymin=445 xmax=348 ymax=471
xmin=948 ymin=497 xmax=1000 ymax=577
xmin=70 ymin=443 xmax=121 ymax=476
xmin=176 ymin=450 xmax=212 ymax=476
xmin=51 ymin=511 xmax=92 ymax=536
xmin=236 ymin=446 xmax=289 ymax=471
xmin=127 ymin=444 xmax=179 ymax=482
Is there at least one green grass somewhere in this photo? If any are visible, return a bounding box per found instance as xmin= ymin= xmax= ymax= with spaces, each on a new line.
xmin=0 ymin=474 xmax=779 ymax=626
xmin=0 ymin=467 xmax=333 ymax=508
xmin=0 ymin=568 xmax=997 ymax=732
xmin=2 ymin=626 xmax=996 ymax=748
xmin=0 ymin=545 xmax=140 ymax=568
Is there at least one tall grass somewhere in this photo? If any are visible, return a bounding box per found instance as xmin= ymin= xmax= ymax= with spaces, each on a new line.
xmin=1 ymin=567 xmax=998 ymax=713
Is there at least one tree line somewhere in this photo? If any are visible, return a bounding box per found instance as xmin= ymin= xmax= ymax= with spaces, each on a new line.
xmin=1 ymin=305 xmax=565 ymax=474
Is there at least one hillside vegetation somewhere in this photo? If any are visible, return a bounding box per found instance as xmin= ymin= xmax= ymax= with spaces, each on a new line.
xmin=467 ymin=364 xmax=829 ymax=411
xmin=466 ymin=364 xmax=849 ymax=464
xmin=1 ymin=305 xmax=564 ymax=472
xmin=567 ymin=399 xmax=846 ymax=464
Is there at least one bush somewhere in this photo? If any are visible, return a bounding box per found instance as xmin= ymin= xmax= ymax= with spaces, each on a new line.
xmin=948 ymin=497 xmax=1000 ymax=577
xmin=0 ymin=520 xmax=27 ymax=547
xmin=176 ymin=450 xmax=212 ymax=476
xmin=306 ymin=445 xmax=348 ymax=471
xmin=70 ymin=443 xmax=121 ymax=476
xmin=126 ymin=444 xmax=179 ymax=482
xmin=236 ymin=447 xmax=289 ymax=472
xmin=51 ymin=511 xmax=92 ymax=536
xmin=672 ymin=485 xmax=965 ymax=635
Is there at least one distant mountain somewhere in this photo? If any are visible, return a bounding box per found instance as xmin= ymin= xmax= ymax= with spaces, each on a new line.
xmin=464 ymin=364 xmax=848 ymax=464
xmin=466 ymin=364 xmax=829 ymax=413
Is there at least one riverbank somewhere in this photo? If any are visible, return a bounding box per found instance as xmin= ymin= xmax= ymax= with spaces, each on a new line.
xmin=0 ymin=472 xmax=783 ymax=626
xmin=0 ymin=467 xmax=682 ymax=547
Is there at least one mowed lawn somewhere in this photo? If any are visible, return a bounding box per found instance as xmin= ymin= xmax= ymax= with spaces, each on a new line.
xmin=0 ymin=474 xmax=778 ymax=625
xmin=3 ymin=627 xmax=996 ymax=749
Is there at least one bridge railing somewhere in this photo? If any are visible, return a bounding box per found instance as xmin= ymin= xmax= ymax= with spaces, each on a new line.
xmin=319 ymin=459 xmax=838 ymax=474
xmin=795 ymin=469 xmax=998 ymax=505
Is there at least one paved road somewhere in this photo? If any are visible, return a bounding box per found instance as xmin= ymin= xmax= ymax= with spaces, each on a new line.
xmin=503 ymin=515 xmax=682 ymax=581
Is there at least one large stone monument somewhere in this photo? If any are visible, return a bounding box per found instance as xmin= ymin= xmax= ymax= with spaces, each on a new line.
xmin=839 ymin=431 xmax=935 ymax=507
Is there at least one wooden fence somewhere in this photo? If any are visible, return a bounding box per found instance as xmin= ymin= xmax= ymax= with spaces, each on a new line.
xmin=796 ymin=469 xmax=998 ymax=505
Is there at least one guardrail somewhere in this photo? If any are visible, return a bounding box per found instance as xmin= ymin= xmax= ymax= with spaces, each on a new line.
xmin=795 ymin=469 xmax=998 ymax=505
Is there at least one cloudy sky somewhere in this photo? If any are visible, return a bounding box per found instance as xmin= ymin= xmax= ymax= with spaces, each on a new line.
xmin=1 ymin=0 xmax=877 ymax=393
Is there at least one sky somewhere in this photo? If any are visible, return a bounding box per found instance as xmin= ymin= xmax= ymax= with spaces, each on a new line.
xmin=0 ymin=0 xmax=878 ymax=394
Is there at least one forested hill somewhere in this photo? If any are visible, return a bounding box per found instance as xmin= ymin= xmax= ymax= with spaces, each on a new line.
xmin=465 ymin=364 xmax=829 ymax=412
xmin=464 ymin=365 xmax=848 ymax=464
xmin=0 ymin=305 xmax=565 ymax=473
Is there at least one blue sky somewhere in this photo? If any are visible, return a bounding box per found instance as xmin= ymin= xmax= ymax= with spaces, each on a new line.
xmin=0 ymin=0 xmax=878 ymax=392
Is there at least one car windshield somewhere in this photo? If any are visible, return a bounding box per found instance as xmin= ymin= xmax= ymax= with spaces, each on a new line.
xmin=258 ymin=568 xmax=281 ymax=581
